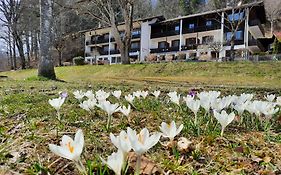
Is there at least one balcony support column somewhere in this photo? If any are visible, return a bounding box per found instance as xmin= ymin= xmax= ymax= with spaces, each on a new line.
xmin=219 ymin=12 xmax=225 ymax=59
xmin=244 ymin=7 xmax=250 ymax=60
xmin=179 ymin=19 xmax=183 ymax=51
xmin=108 ymin=31 xmax=112 ymax=65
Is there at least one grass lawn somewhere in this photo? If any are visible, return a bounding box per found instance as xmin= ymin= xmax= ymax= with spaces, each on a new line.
xmin=1 ymin=61 xmax=281 ymax=88
xmin=0 ymin=61 xmax=281 ymax=174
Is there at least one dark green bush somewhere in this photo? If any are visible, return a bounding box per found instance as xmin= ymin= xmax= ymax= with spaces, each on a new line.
xmin=73 ymin=56 xmax=85 ymax=65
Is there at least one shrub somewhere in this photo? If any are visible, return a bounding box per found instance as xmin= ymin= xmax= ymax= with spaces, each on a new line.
xmin=273 ymin=38 xmax=281 ymax=54
xmin=73 ymin=56 xmax=85 ymax=65
xmin=146 ymin=54 xmax=157 ymax=62
xmin=176 ymin=52 xmax=186 ymax=60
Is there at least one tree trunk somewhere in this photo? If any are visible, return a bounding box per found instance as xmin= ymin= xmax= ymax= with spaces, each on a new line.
xmin=58 ymin=50 xmax=62 ymax=66
xmin=12 ymin=37 xmax=17 ymax=69
xmin=8 ymin=28 xmax=14 ymax=70
xmin=38 ymin=0 xmax=56 ymax=79
xmin=120 ymin=44 xmax=130 ymax=64
xmin=230 ymin=37 xmax=235 ymax=61
xmin=15 ymin=34 xmax=26 ymax=69
xmin=25 ymin=31 xmax=31 ymax=68
xmin=270 ymin=20 xmax=274 ymax=35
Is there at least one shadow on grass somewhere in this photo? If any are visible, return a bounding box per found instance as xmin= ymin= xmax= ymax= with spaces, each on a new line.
xmin=26 ymin=75 xmax=66 ymax=82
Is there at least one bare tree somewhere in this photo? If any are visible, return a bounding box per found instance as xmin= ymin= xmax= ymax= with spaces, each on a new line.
xmin=0 ymin=0 xmax=26 ymax=69
xmin=209 ymin=0 xmax=256 ymax=61
xmin=76 ymin=0 xmax=135 ymax=64
xmin=264 ymin=0 xmax=281 ymax=35
xmin=38 ymin=0 xmax=56 ymax=79
xmin=208 ymin=41 xmax=224 ymax=61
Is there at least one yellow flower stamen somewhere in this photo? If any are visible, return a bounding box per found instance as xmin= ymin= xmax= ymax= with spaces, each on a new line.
xmin=66 ymin=142 xmax=74 ymax=153
xmin=138 ymin=134 xmax=144 ymax=144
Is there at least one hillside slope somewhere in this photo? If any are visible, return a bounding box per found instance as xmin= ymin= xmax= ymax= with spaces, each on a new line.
xmin=1 ymin=61 xmax=281 ymax=88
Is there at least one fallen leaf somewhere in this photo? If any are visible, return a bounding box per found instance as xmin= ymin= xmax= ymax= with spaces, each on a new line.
xmin=263 ymin=156 xmax=271 ymax=163
xmin=128 ymin=152 xmax=162 ymax=175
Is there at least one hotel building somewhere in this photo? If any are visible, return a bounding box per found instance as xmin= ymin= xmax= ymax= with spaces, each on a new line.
xmin=84 ymin=1 xmax=267 ymax=64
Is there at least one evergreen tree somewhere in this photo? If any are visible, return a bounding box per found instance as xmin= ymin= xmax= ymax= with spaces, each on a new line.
xmin=273 ymin=38 xmax=281 ymax=54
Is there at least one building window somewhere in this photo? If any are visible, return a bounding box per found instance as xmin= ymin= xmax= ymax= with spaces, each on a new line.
xmin=90 ymin=47 xmax=95 ymax=51
xmin=206 ymin=20 xmax=212 ymax=27
xmin=132 ymin=29 xmax=141 ymax=36
xmin=202 ymin=36 xmax=214 ymax=44
xmin=188 ymin=23 xmax=195 ymax=29
xmin=235 ymin=31 xmax=243 ymax=40
xmin=228 ymin=12 xmax=244 ymax=21
xmin=158 ymin=41 xmax=168 ymax=49
xmin=186 ymin=38 xmax=197 ymax=45
xmin=103 ymin=45 xmax=109 ymax=51
xmin=172 ymin=40 xmax=180 ymax=47
xmin=226 ymin=31 xmax=243 ymax=41
xmin=131 ymin=42 xmax=140 ymax=49
xmin=175 ymin=26 xmax=180 ymax=32
xmin=104 ymin=34 xmax=109 ymax=39
xmin=112 ymin=57 xmax=116 ymax=63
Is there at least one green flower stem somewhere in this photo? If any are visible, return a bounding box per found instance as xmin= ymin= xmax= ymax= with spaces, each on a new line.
xmin=75 ymin=159 xmax=86 ymax=175
xmin=135 ymin=154 xmax=141 ymax=175
xmin=106 ymin=114 xmax=112 ymax=132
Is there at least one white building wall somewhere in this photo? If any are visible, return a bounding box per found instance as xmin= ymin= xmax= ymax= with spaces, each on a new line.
xmin=140 ymin=21 xmax=151 ymax=62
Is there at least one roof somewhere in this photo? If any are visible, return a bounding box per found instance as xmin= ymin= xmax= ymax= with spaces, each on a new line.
xmin=274 ymin=32 xmax=281 ymax=41
xmin=81 ymin=15 xmax=165 ymax=33
xmin=156 ymin=1 xmax=264 ymax=24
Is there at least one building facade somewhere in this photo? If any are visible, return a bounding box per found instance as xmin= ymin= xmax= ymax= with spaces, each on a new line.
xmin=84 ymin=1 xmax=267 ymax=64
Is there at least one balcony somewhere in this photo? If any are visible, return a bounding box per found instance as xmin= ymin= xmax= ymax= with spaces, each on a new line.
xmin=183 ymin=25 xmax=221 ymax=34
xmin=150 ymin=46 xmax=179 ymax=53
xmin=181 ymin=44 xmax=198 ymax=51
xmin=132 ymin=33 xmax=141 ymax=39
xmin=223 ymin=40 xmax=244 ymax=46
xmin=249 ymin=39 xmax=265 ymax=52
xmin=100 ymin=49 xmax=120 ymax=55
xmin=130 ymin=48 xmax=140 ymax=52
xmin=91 ymin=37 xmax=115 ymax=44
xmin=249 ymin=19 xmax=265 ymax=38
xmin=151 ymin=30 xmax=180 ymax=39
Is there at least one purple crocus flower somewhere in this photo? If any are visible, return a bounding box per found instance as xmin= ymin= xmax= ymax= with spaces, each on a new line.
xmin=60 ymin=91 xmax=68 ymax=98
xmin=188 ymin=89 xmax=196 ymax=97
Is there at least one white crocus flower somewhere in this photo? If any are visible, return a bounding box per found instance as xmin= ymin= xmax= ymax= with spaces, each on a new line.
xmin=49 ymin=129 xmax=84 ymax=161
xmin=49 ymin=97 xmax=65 ymax=111
xmin=160 ymin=121 xmax=183 ymax=141
xmin=112 ymin=90 xmax=122 ymax=99
xmin=97 ymin=100 xmax=119 ymax=130
xmin=110 ymin=130 xmax=132 ymax=156
xmin=265 ymin=94 xmax=275 ymax=102
xmin=186 ymin=99 xmax=201 ymax=125
xmin=277 ymin=97 xmax=281 ymax=106
xmin=140 ymin=91 xmax=149 ymax=99
xmin=151 ymin=90 xmax=161 ymax=98
xmin=213 ymin=110 xmax=235 ymax=136
xmin=118 ymin=105 xmax=131 ymax=117
xmin=133 ymin=91 xmax=142 ymax=99
xmin=96 ymin=90 xmax=110 ymax=102
xmin=233 ymin=102 xmax=247 ymax=116
xmin=97 ymin=100 xmax=119 ymax=116
xmin=79 ymin=98 xmax=97 ymax=112
xmin=127 ymin=127 xmax=161 ymax=155
xmin=125 ymin=94 xmax=135 ymax=104
xmin=84 ymin=90 xmax=95 ymax=100
xmin=200 ymin=98 xmax=211 ymax=113
xmin=101 ymin=150 xmax=124 ymax=175
xmin=167 ymin=91 xmax=181 ymax=106
xmin=73 ymin=90 xmax=84 ymax=101
xmin=127 ymin=127 xmax=161 ymax=174
xmin=183 ymin=95 xmax=194 ymax=105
